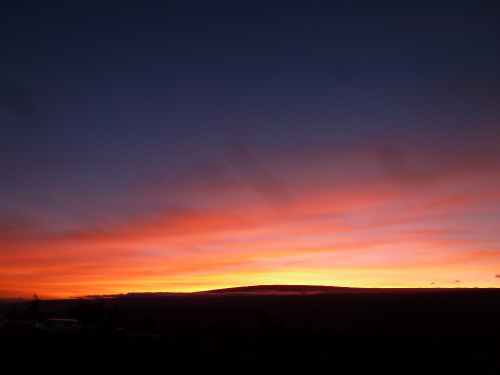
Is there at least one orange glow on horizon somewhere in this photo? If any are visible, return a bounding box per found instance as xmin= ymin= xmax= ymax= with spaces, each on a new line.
xmin=1 ymin=146 xmax=499 ymax=299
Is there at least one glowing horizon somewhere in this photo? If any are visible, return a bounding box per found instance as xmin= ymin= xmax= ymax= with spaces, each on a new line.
xmin=2 ymin=144 xmax=499 ymax=299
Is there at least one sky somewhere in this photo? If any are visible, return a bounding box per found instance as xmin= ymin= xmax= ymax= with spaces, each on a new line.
xmin=1 ymin=0 xmax=499 ymax=299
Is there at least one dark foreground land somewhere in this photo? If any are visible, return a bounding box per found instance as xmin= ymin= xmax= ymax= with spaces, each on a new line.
xmin=1 ymin=287 xmax=499 ymax=374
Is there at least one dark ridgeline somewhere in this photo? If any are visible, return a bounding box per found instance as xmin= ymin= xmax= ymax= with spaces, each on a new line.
xmin=0 ymin=286 xmax=499 ymax=374
xmin=197 ymin=284 xmax=354 ymax=293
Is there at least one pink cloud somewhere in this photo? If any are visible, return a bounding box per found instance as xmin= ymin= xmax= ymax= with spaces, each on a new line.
xmin=2 ymin=140 xmax=499 ymax=298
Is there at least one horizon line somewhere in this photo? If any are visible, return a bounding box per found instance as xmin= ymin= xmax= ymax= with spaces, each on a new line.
xmin=2 ymin=284 xmax=498 ymax=302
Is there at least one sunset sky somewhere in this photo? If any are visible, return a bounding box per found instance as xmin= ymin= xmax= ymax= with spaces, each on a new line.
xmin=1 ymin=0 xmax=499 ymax=299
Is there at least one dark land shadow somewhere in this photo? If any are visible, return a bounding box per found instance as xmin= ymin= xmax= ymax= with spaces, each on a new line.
xmin=1 ymin=287 xmax=499 ymax=374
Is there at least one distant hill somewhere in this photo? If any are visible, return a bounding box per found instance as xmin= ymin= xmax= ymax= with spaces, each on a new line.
xmin=197 ymin=284 xmax=355 ymax=294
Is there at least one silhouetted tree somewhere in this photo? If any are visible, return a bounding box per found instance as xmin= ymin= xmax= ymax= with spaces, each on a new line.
xmin=69 ymin=299 xmax=105 ymax=325
xmin=25 ymin=293 xmax=42 ymax=321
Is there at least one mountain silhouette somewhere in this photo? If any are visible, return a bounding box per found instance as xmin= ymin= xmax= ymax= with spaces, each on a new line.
xmin=198 ymin=284 xmax=354 ymax=294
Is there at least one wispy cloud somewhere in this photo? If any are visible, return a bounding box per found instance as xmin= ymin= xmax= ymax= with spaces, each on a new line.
xmin=2 ymin=140 xmax=499 ymax=298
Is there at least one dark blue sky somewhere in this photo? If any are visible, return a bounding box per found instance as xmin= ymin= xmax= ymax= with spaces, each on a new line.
xmin=3 ymin=1 xmax=499 ymax=173
xmin=1 ymin=1 xmax=499 ymax=296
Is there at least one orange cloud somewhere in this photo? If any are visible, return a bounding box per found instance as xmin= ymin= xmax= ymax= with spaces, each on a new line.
xmin=2 ymin=143 xmax=499 ymax=298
